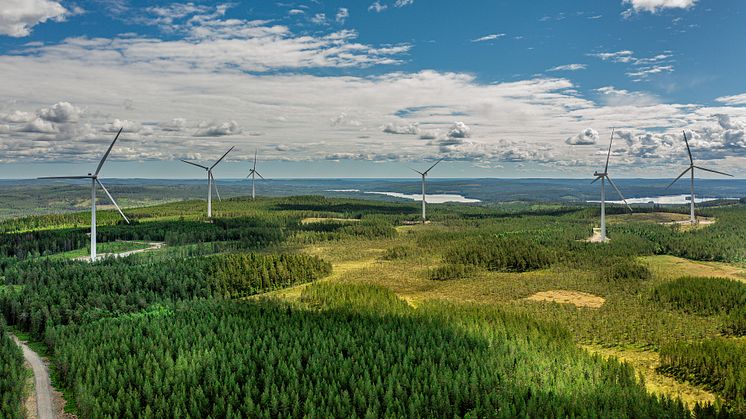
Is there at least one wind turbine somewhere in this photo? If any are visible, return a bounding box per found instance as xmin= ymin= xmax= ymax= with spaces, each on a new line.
xmin=38 ymin=128 xmax=130 ymax=262
xmin=592 ymin=129 xmax=632 ymax=242
xmin=180 ymin=146 xmax=234 ymax=218
xmin=410 ymin=157 xmax=444 ymax=222
xmin=246 ymin=150 xmax=264 ymax=200
xmin=666 ymin=131 xmax=733 ymax=224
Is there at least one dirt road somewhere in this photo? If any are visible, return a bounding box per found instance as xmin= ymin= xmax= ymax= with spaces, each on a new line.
xmin=11 ymin=335 xmax=54 ymax=419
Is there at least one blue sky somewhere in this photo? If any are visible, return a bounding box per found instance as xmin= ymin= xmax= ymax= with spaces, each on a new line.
xmin=0 ymin=0 xmax=745 ymax=179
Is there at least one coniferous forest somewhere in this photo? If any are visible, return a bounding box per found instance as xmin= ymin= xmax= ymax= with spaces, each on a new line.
xmin=0 ymin=195 xmax=745 ymax=417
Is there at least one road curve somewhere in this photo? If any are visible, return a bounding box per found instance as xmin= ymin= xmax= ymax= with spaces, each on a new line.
xmin=11 ymin=335 xmax=55 ymax=419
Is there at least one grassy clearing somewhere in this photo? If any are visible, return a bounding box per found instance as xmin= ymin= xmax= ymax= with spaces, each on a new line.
xmin=583 ymin=345 xmax=717 ymax=410
xmin=42 ymin=240 xmax=155 ymax=260
xmin=643 ymin=255 xmax=746 ymax=282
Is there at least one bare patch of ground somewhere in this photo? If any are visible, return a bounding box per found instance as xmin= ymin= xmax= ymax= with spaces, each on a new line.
xmin=584 ymin=228 xmax=608 ymax=243
xmin=73 ymin=241 xmax=164 ymax=262
xmin=583 ymin=345 xmax=717 ymax=411
xmin=526 ymin=290 xmax=605 ymax=308
xmin=300 ymin=217 xmax=360 ymax=224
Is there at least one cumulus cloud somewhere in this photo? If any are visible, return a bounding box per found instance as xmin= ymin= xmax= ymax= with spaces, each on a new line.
xmin=194 ymin=120 xmax=241 ymax=137
xmin=105 ymin=119 xmax=142 ymax=133
xmin=0 ymin=124 xmax=10 ymax=133
xmin=383 ymin=122 xmax=419 ymax=135
xmin=37 ymin=101 xmax=81 ymax=122
xmin=20 ymin=117 xmax=57 ymax=133
xmin=394 ymin=0 xmax=414 ymax=7
xmin=547 ymin=64 xmax=587 ymax=72
xmin=623 ymin=0 xmax=696 ymax=15
xmin=335 ymin=8 xmax=349 ymax=23
xmin=566 ymin=128 xmax=599 ymax=145
xmin=311 ymin=13 xmax=327 ymax=25
xmin=331 ymin=113 xmax=361 ymax=127
xmin=447 ymin=122 xmax=471 ymax=139
xmin=2 ymin=110 xmax=34 ymax=123
xmin=160 ymin=118 xmax=187 ymax=131
xmin=368 ymin=1 xmax=387 ymax=12
xmin=0 ymin=0 xmax=69 ymax=37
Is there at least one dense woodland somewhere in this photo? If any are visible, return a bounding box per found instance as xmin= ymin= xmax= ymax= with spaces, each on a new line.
xmin=660 ymin=338 xmax=746 ymax=414
xmin=1 ymin=196 xmax=745 ymax=417
xmin=0 ymin=321 xmax=26 ymax=419
xmin=44 ymin=284 xmax=690 ymax=418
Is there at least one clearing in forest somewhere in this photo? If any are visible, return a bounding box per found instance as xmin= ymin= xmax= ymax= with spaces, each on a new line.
xmin=525 ymin=290 xmax=605 ymax=308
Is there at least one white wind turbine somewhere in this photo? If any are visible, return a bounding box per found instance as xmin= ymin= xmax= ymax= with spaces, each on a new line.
xmin=246 ymin=150 xmax=264 ymax=200
xmin=666 ymin=131 xmax=733 ymax=224
xmin=410 ymin=157 xmax=444 ymax=222
xmin=180 ymin=146 xmax=234 ymax=218
xmin=592 ymin=129 xmax=632 ymax=242
xmin=38 ymin=128 xmax=130 ymax=262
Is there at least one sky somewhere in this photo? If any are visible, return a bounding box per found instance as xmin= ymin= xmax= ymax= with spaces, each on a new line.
xmin=0 ymin=0 xmax=745 ymax=179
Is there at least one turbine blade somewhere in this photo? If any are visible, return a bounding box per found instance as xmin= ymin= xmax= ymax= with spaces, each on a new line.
xmin=683 ymin=131 xmax=694 ymax=164
xmin=591 ymin=175 xmax=601 ymax=184
xmin=246 ymin=169 xmax=254 ymax=179
xmin=38 ymin=176 xmax=94 ymax=179
xmin=180 ymin=159 xmax=208 ymax=170
xmin=210 ymin=172 xmax=222 ymax=201
xmin=606 ymin=176 xmax=632 ymax=212
xmin=96 ymin=179 xmax=130 ymax=223
xmin=253 ymin=150 xmax=257 ymax=170
xmin=254 ymin=171 xmax=265 ymax=180
xmin=423 ymin=157 xmax=445 ymax=175
xmin=693 ymin=166 xmax=734 ymax=177
xmin=665 ymin=167 xmax=692 ymax=190
xmin=409 ymin=167 xmax=424 ymax=176
xmin=211 ymin=146 xmax=235 ymax=170
xmin=95 ymin=127 xmax=123 ymax=176
xmin=604 ymin=128 xmax=614 ymax=173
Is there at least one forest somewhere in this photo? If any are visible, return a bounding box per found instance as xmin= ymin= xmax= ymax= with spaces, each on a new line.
xmin=0 ymin=195 xmax=745 ymax=417
xmin=0 ymin=320 xmax=26 ymax=419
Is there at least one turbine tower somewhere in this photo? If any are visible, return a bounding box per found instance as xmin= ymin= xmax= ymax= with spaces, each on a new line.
xmin=666 ymin=131 xmax=733 ymax=224
xmin=38 ymin=128 xmax=130 ymax=262
xmin=181 ymin=146 xmax=234 ymax=218
xmin=411 ymin=158 xmax=444 ymax=222
xmin=246 ymin=150 xmax=264 ymax=200
xmin=592 ymin=129 xmax=632 ymax=242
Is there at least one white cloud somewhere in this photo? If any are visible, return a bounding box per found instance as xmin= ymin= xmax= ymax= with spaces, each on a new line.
xmin=394 ymin=0 xmax=414 ymax=7
xmin=105 ymin=119 xmax=142 ymax=133
xmin=37 ymin=101 xmax=81 ymax=122
xmin=311 ymin=13 xmax=327 ymax=25
xmin=716 ymin=93 xmax=746 ymax=106
xmin=566 ymin=128 xmax=599 ymax=145
xmin=335 ymin=8 xmax=349 ymax=23
xmin=2 ymin=110 xmax=34 ymax=123
xmin=590 ymin=50 xmax=635 ymax=63
xmin=471 ymin=33 xmax=505 ymax=43
xmin=194 ymin=120 xmax=241 ymax=137
xmin=288 ymin=9 xmax=304 ymax=15
xmin=13 ymin=23 xmax=410 ymax=73
xmin=0 ymin=124 xmax=10 ymax=133
xmin=623 ymin=0 xmax=696 ymax=14
xmin=547 ymin=64 xmax=587 ymax=72
xmin=20 ymin=117 xmax=57 ymax=133
xmin=0 ymin=0 xmax=68 ymax=37
xmin=160 ymin=118 xmax=188 ymax=131
xmin=596 ymin=86 xmax=660 ymax=107
xmin=383 ymin=122 xmax=419 ymax=135
xmin=447 ymin=122 xmax=471 ymax=139
xmin=368 ymin=1 xmax=388 ymax=12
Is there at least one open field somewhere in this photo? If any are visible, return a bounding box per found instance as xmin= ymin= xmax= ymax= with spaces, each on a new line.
xmin=1 ymin=196 xmax=745 ymax=417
